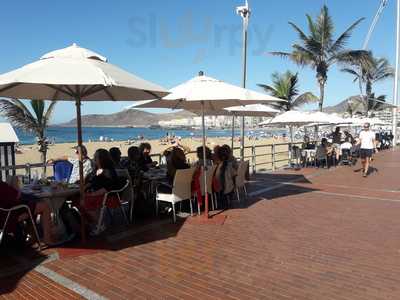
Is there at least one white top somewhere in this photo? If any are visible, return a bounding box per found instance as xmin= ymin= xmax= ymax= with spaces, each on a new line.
xmin=340 ymin=142 xmax=353 ymax=150
xmin=359 ymin=130 xmax=376 ymax=150
xmin=68 ymin=158 xmax=93 ymax=184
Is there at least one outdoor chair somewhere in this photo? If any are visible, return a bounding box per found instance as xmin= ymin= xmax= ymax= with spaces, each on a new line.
xmin=94 ymin=179 xmax=130 ymax=235
xmin=340 ymin=149 xmax=351 ymax=166
xmin=0 ymin=205 xmax=42 ymax=251
xmin=115 ymin=169 xmax=135 ymax=223
xmin=156 ymin=167 xmax=196 ymax=223
xmin=315 ymin=147 xmax=328 ymax=168
xmin=53 ymin=160 xmax=73 ymax=182
xmin=290 ymin=146 xmax=302 ymax=169
xmin=235 ymin=161 xmax=249 ymax=203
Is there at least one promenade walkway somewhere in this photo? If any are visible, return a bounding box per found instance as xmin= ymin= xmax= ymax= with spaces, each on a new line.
xmin=1 ymin=149 xmax=400 ymax=299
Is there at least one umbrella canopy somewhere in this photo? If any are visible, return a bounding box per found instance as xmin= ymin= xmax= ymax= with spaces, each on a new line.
xmin=259 ymin=111 xmax=317 ymax=127
xmin=135 ymin=72 xmax=285 ymax=111
xmin=225 ymin=104 xmax=280 ymax=117
xmin=0 ymin=43 xmax=168 ymax=239
xmin=307 ymin=112 xmax=351 ymax=125
xmin=348 ymin=117 xmax=390 ymax=127
xmin=136 ymin=72 xmax=285 ymax=220
xmin=0 ymin=43 xmax=168 ymax=101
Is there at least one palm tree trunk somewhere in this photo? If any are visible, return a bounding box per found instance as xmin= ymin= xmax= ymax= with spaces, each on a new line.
xmin=365 ymin=81 xmax=372 ymax=116
xmin=318 ymin=82 xmax=325 ymax=112
xmin=41 ymin=149 xmax=47 ymax=177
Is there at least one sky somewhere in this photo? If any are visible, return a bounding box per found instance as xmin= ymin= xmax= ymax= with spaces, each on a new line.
xmin=0 ymin=0 xmax=397 ymax=123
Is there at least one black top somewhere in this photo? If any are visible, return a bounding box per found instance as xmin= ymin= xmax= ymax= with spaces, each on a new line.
xmin=86 ymin=168 xmax=121 ymax=192
xmin=138 ymin=155 xmax=153 ymax=172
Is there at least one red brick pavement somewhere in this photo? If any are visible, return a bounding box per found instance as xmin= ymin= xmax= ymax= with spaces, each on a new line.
xmin=2 ymin=149 xmax=400 ymax=299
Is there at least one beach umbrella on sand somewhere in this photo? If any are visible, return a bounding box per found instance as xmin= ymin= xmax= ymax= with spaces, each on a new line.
xmin=0 ymin=43 xmax=168 ymax=238
xmin=136 ymin=71 xmax=285 ymax=219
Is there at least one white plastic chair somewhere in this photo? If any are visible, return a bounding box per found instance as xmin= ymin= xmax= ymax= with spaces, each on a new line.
xmin=116 ymin=169 xmax=135 ymax=223
xmin=94 ymin=180 xmax=130 ymax=235
xmin=235 ymin=161 xmax=249 ymax=203
xmin=156 ymin=167 xmax=196 ymax=223
xmin=0 ymin=205 xmax=42 ymax=251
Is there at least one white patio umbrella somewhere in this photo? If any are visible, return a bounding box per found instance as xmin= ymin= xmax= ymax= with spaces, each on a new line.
xmin=136 ymin=71 xmax=285 ymax=218
xmin=188 ymin=104 xmax=280 ymax=149
xmin=0 ymin=43 xmax=168 ymax=235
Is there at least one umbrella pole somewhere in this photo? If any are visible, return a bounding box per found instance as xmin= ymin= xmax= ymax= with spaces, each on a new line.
xmin=231 ymin=115 xmax=235 ymax=151
xmin=76 ymin=97 xmax=86 ymax=242
xmin=202 ymin=102 xmax=209 ymax=219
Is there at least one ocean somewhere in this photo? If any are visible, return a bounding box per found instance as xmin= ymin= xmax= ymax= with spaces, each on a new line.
xmin=16 ymin=126 xmax=283 ymax=145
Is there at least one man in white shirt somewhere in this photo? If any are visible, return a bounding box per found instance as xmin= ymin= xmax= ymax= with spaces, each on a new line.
xmin=48 ymin=145 xmax=93 ymax=183
xmin=356 ymin=123 xmax=377 ymax=177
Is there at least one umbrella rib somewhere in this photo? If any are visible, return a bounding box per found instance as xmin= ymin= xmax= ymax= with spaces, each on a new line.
xmin=81 ymin=85 xmax=107 ymax=98
xmin=172 ymin=99 xmax=184 ymax=110
xmin=103 ymin=88 xmax=116 ymax=101
xmin=45 ymin=85 xmax=74 ymax=97
xmin=144 ymin=90 xmax=162 ymax=100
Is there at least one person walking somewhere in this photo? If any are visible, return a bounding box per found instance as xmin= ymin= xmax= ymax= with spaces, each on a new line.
xmin=356 ymin=123 xmax=377 ymax=177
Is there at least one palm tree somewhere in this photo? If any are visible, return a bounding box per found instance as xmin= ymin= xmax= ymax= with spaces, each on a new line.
xmin=271 ymin=5 xmax=367 ymax=111
xmin=0 ymin=99 xmax=56 ymax=174
xmin=341 ymin=53 xmax=394 ymax=115
xmin=258 ymin=71 xmax=318 ymax=111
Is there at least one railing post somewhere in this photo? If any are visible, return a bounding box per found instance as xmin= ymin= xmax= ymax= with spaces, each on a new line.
xmin=25 ymin=164 xmax=31 ymax=182
xmin=272 ymin=144 xmax=276 ymax=171
xmin=251 ymin=145 xmax=256 ymax=174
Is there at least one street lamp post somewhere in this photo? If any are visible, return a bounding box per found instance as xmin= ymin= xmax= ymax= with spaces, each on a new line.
xmin=393 ymin=0 xmax=400 ymax=147
xmin=237 ymin=0 xmax=251 ymax=161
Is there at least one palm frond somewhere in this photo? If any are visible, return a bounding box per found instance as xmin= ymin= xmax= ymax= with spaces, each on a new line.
xmin=330 ymin=18 xmax=365 ymax=53
xmin=316 ymin=5 xmax=334 ymax=48
xmin=44 ymin=101 xmax=57 ymax=127
xmin=257 ymin=84 xmax=277 ymax=95
xmin=0 ymin=99 xmax=38 ymax=133
xmin=292 ymin=92 xmax=319 ymax=108
xmin=288 ymin=22 xmax=309 ymax=44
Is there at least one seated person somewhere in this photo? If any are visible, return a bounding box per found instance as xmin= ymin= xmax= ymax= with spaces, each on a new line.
xmin=340 ymin=138 xmax=353 ymax=151
xmin=122 ymin=146 xmax=142 ymax=188
xmin=47 ymin=145 xmax=93 ymax=184
xmin=79 ymin=149 xmax=123 ymax=228
xmin=343 ymin=131 xmax=355 ymax=144
xmin=0 ymin=179 xmax=56 ymax=246
xmin=340 ymin=138 xmax=353 ymax=162
xmin=85 ymin=149 xmax=121 ymax=197
xmin=317 ymin=138 xmax=335 ymax=167
xmin=215 ymin=145 xmax=238 ymax=208
xmin=138 ymin=143 xmax=157 ymax=172
xmin=195 ymin=146 xmax=213 ymax=167
xmin=166 ymin=147 xmax=190 ymax=185
xmin=301 ymin=136 xmax=315 ymax=150
xmin=192 ymin=146 xmax=212 ymax=206
xmin=109 ymin=147 xmax=122 ymax=169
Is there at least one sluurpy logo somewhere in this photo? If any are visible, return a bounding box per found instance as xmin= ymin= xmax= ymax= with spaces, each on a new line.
xmin=127 ymin=10 xmax=274 ymax=64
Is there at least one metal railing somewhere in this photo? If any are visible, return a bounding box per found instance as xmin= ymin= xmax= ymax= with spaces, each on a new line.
xmin=0 ymin=141 xmax=304 ymax=181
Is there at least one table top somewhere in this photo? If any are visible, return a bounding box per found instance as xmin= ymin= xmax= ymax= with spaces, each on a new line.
xmin=143 ymin=168 xmax=167 ymax=181
xmin=21 ymin=184 xmax=80 ymax=199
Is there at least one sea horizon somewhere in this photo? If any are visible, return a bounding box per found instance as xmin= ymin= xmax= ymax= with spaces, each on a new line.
xmin=16 ymin=126 xmax=283 ymax=145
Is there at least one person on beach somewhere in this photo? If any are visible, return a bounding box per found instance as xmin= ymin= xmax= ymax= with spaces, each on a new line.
xmin=356 ymin=122 xmax=377 ymax=177
xmin=47 ymin=145 xmax=93 ymax=184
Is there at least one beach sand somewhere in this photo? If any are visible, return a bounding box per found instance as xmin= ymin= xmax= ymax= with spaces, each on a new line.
xmin=15 ymin=136 xmax=291 ymax=174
